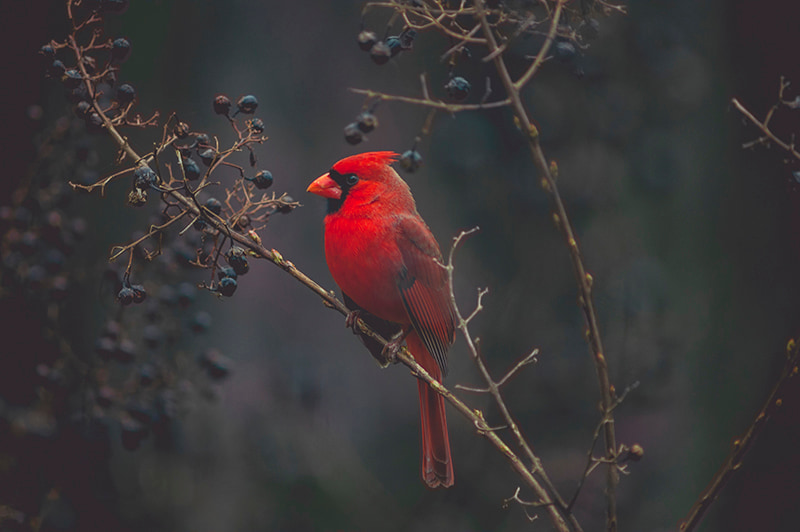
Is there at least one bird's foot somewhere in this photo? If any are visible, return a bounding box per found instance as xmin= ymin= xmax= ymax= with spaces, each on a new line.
xmin=345 ymin=309 xmax=362 ymax=334
xmin=380 ymin=329 xmax=411 ymax=365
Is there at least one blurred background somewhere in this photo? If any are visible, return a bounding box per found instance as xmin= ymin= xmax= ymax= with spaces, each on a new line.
xmin=3 ymin=1 xmax=800 ymax=531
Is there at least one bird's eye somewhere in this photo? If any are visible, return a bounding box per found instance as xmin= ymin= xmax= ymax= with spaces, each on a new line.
xmin=345 ymin=174 xmax=359 ymax=186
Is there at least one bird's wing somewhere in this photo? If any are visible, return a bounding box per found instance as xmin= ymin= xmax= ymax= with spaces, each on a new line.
xmin=395 ymin=215 xmax=456 ymax=375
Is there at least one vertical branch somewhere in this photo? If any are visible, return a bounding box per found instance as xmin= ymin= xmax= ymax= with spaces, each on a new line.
xmin=446 ymin=229 xmax=583 ymax=532
xmin=476 ymin=2 xmax=620 ymax=530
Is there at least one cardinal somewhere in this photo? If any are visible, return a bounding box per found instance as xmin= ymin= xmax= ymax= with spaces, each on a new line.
xmin=307 ymin=151 xmax=456 ymax=488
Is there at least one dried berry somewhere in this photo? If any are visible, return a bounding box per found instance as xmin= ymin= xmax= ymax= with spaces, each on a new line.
xmin=133 ymin=166 xmax=157 ymax=189
xmin=278 ymin=196 xmax=294 ymax=214
xmin=199 ymin=349 xmax=231 ymax=380
xmin=173 ymin=121 xmax=190 ymax=139
xmin=369 ymin=41 xmax=392 ymax=65
xmin=344 ymin=122 xmax=364 ymax=145
xmin=248 ymin=118 xmax=265 ymax=134
xmin=579 ymin=18 xmax=600 ymax=42
xmin=74 ymin=101 xmax=92 ymax=118
xmin=204 ymin=197 xmax=222 ymax=215
xmin=554 ymin=41 xmax=577 ymax=63
xmin=386 ymin=36 xmax=404 ymax=57
xmin=198 ymin=148 xmax=217 ymax=166
xmin=444 ymin=76 xmax=471 ymax=101
xmin=217 ymin=276 xmax=237 ymax=297
xmin=236 ymin=94 xmax=258 ymax=114
xmin=356 ymin=112 xmax=378 ymax=133
xmin=111 ymin=37 xmax=131 ymax=63
xmin=213 ymin=94 xmax=232 ymax=116
xmin=117 ymin=83 xmax=136 ymax=105
xmin=357 ymin=30 xmax=378 ymax=51
xmin=131 ymin=284 xmax=147 ymax=304
xmin=225 ymin=246 xmax=249 ymax=275
xmin=399 ymin=149 xmax=423 ymax=173
xmin=249 ymin=170 xmax=273 ymax=190
xmin=40 ymin=44 xmax=55 ymax=59
xmin=217 ymin=267 xmax=237 ymax=280
xmin=63 ymin=69 xmax=83 ymax=89
xmin=117 ymin=286 xmax=135 ymax=305
xmin=181 ymin=157 xmax=201 ymax=181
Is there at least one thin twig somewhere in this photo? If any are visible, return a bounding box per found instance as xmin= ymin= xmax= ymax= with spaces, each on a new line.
xmin=679 ymin=340 xmax=800 ymax=531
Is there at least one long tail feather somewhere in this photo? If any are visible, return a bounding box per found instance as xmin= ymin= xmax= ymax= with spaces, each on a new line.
xmin=408 ymin=332 xmax=453 ymax=488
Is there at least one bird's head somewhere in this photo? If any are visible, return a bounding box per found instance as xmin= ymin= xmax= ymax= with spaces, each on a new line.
xmin=307 ymin=151 xmax=414 ymax=214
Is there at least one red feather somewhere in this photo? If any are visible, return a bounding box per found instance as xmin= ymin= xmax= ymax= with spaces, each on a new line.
xmin=308 ymin=152 xmax=456 ymax=488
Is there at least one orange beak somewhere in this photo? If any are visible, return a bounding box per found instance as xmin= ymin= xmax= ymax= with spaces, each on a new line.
xmin=307 ymin=173 xmax=342 ymax=199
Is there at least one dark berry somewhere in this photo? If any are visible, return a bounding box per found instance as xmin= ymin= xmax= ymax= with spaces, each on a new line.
xmin=217 ymin=276 xmax=237 ymax=297
xmin=95 ymin=336 xmax=116 ymax=361
xmin=103 ymin=70 xmax=117 ymax=86
xmin=344 ymin=122 xmax=364 ymax=145
xmin=86 ymin=112 xmax=104 ymax=131
xmin=117 ymin=286 xmax=135 ymax=305
xmin=580 ymin=18 xmax=600 ymax=41
xmin=204 ymin=197 xmax=222 ymax=215
xmin=117 ymin=83 xmax=136 ymax=105
xmin=554 ymin=41 xmax=577 ymax=63
xmin=278 ymin=196 xmax=294 ymax=214
xmin=213 ymin=94 xmax=231 ymax=116
xmin=445 ymin=76 xmax=471 ymax=101
xmin=356 ymin=112 xmax=378 ymax=133
xmin=173 ymin=121 xmax=190 ymax=139
xmin=133 ymin=166 xmax=157 ymax=189
xmin=74 ymin=101 xmax=91 ymax=118
xmin=217 ymin=267 xmax=237 ymax=280
xmin=115 ymin=339 xmax=137 ymax=363
xmin=177 ymin=282 xmax=196 ymax=307
xmin=143 ymin=325 xmax=161 ymax=349
xmin=225 ymin=247 xmax=249 ymax=275
xmin=48 ymin=60 xmax=66 ymax=77
xmin=63 ymin=69 xmax=83 ymax=89
xmin=250 ymin=170 xmax=273 ymax=190
xmin=111 ymin=38 xmax=131 ymax=63
xmin=131 ymin=284 xmax=147 ymax=304
xmin=68 ymin=84 xmax=90 ymax=104
xmin=195 ymin=132 xmax=210 ymax=146
xmin=248 ymin=118 xmax=265 ymax=134
xmin=357 ymin=30 xmax=378 ymax=51
xmin=40 ymin=44 xmax=56 ymax=59
xmin=199 ymin=349 xmax=231 ymax=380
xmin=236 ymin=94 xmax=258 ymax=114
xmin=400 ymin=150 xmax=423 ymax=173
xmin=370 ymin=41 xmax=392 ymax=65
xmin=190 ymin=311 xmax=213 ymax=333
xmin=181 ymin=157 xmax=201 ymax=181
xmin=199 ymin=148 xmax=216 ymax=166
xmin=399 ymin=28 xmax=417 ymax=49
xmin=386 ymin=36 xmax=404 ymax=57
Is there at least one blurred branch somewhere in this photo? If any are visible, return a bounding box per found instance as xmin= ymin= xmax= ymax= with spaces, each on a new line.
xmin=679 ymin=339 xmax=800 ymax=532
xmin=474 ymin=2 xmax=621 ymax=530
xmin=445 ymin=228 xmax=581 ymax=532
xmin=349 ymin=87 xmax=512 ymax=111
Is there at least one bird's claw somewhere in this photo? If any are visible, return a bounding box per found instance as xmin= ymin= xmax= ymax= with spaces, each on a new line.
xmin=345 ymin=310 xmax=362 ymax=333
xmin=381 ymin=339 xmax=402 ymax=365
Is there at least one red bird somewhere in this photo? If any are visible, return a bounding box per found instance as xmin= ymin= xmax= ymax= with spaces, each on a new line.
xmin=307 ymin=151 xmax=456 ymax=488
